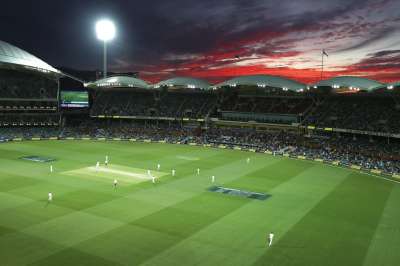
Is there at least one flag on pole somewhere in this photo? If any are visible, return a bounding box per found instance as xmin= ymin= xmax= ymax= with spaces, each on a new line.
xmin=322 ymin=49 xmax=328 ymax=57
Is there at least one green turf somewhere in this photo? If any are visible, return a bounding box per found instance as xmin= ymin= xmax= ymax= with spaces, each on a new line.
xmin=0 ymin=140 xmax=399 ymax=266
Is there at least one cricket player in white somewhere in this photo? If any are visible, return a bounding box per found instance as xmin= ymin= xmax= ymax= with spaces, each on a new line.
xmin=50 ymin=165 xmax=53 ymax=173
xmin=147 ymin=170 xmax=151 ymax=176
xmin=268 ymin=232 xmax=274 ymax=247
xmin=105 ymin=156 xmax=109 ymax=166
xmin=48 ymin=192 xmax=53 ymax=202
xmin=211 ymin=175 xmax=215 ymax=183
xmin=113 ymin=179 xmax=118 ymax=189
xmin=96 ymin=161 xmax=100 ymax=172
xmin=157 ymin=164 xmax=160 ymax=171
xmin=151 ymin=175 xmax=156 ymax=184
xmin=197 ymin=168 xmax=200 ymax=175
xmin=172 ymin=169 xmax=176 ymax=176
xmin=246 ymin=157 xmax=250 ymax=164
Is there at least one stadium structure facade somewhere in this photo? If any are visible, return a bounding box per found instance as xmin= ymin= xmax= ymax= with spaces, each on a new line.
xmin=214 ymin=74 xmax=307 ymax=92
xmin=312 ymin=76 xmax=385 ymax=93
xmin=0 ymin=40 xmax=60 ymax=76
xmin=0 ymin=41 xmax=67 ymax=127
xmin=85 ymin=75 xmax=149 ymax=90
xmin=154 ymin=77 xmax=211 ymax=90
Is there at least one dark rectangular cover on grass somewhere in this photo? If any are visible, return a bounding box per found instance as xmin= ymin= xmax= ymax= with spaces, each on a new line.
xmin=20 ymin=156 xmax=56 ymax=163
xmin=208 ymin=186 xmax=270 ymax=200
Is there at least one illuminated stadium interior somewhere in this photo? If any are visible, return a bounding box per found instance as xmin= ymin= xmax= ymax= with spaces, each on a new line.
xmin=1 ymin=2 xmax=400 ymax=265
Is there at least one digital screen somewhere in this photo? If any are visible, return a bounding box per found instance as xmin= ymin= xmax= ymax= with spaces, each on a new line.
xmin=60 ymin=91 xmax=89 ymax=108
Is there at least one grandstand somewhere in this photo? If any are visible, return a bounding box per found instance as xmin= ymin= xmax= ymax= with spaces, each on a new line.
xmin=0 ymin=41 xmax=62 ymax=128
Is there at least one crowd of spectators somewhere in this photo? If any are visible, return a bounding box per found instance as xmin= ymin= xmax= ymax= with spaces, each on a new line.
xmin=0 ymin=69 xmax=57 ymax=99
xmin=80 ymin=87 xmax=400 ymax=134
xmin=90 ymin=90 xmax=216 ymax=119
xmin=91 ymin=90 xmax=156 ymax=116
xmin=219 ymin=94 xmax=313 ymax=115
xmin=304 ymin=96 xmax=400 ymax=133
xmin=1 ymin=120 xmax=398 ymax=174
xmin=0 ymin=127 xmax=59 ymax=140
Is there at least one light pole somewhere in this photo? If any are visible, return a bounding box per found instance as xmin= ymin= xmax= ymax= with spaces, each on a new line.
xmin=95 ymin=19 xmax=116 ymax=78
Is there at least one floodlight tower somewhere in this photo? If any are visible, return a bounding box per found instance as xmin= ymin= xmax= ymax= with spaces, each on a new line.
xmin=95 ymin=19 xmax=116 ymax=78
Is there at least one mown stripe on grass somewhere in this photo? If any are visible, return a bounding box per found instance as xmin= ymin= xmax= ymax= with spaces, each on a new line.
xmin=0 ymin=174 xmax=43 ymax=192
xmin=0 ymin=200 xmax=75 ymax=230
xmin=74 ymin=224 xmax=182 ymax=266
xmin=226 ymin=158 xmax=315 ymax=193
xmin=53 ymin=189 xmax=121 ymax=211
xmin=131 ymin=192 xmax=249 ymax=237
xmin=139 ymin=163 xmax=350 ymax=266
xmin=0 ymin=225 xmax=15 ymax=237
xmin=0 ymin=192 xmax=34 ymax=212
xmin=77 ymin=192 xmax=249 ymax=266
xmin=23 ymin=211 xmax=123 ymax=247
xmin=0 ymin=231 xmax=65 ymax=266
xmin=253 ymin=172 xmax=393 ymax=266
xmin=125 ymin=144 xmax=226 ymax=170
xmin=28 ymin=247 xmax=123 ymax=266
xmin=363 ymin=185 xmax=400 ymax=266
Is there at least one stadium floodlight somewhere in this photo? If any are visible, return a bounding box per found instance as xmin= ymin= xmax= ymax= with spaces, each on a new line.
xmin=96 ymin=19 xmax=116 ymax=41
xmin=95 ymin=19 xmax=116 ymax=78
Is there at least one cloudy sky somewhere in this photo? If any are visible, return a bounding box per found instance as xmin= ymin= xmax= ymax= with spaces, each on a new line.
xmin=1 ymin=0 xmax=400 ymax=84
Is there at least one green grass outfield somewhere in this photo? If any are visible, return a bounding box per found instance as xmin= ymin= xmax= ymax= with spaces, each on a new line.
xmin=0 ymin=140 xmax=399 ymax=266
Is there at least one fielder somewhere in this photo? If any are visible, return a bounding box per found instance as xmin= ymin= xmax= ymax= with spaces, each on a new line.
xmin=50 ymin=165 xmax=53 ymax=173
xmin=151 ymin=175 xmax=156 ymax=184
xmin=197 ymin=168 xmax=200 ymax=175
xmin=246 ymin=157 xmax=250 ymax=164
xmin=172 ymin=169 xmax=176 ymax=176
xmin=113 ymin=179 xmax=118 ymax=189
xmin=211 ymin=175 xmax=215 ymax=183
xmin=96 ymin=161 xmax=100 ymax=172
xmin=48 ymin=192 xmax=53 ymax=202
xmin=147 ymin=169 xmax=151 ymax=176
xmin=105 ymin=155 xmax=109 ymax=166
xmin=157 ymin=163 xmax=161 ymax=171
xmin=268 ymin=232 xmax=274 ymax=247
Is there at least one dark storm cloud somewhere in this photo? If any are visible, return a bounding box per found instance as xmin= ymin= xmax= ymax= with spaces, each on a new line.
xmin=336 ymin=28 xmax=396 ymax=53
xmin=367 ymin=50 xmax=400 ymax=57
xmin=112 ymin=0 xmax=372 ymax=68
xmin=350 ymin=50 xmax=400 ymax=70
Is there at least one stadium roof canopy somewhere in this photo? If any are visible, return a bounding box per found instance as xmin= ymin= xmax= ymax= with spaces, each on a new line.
xmin=0 ymin=40 xmax=60 ymax=75
xmin=214 ymin=74 xmax=307 ymax=92
xmin=154 ymin=77 xmax=211 ymax=90
xmin=388 ymin=81 xmax=400 ymax=88
xmin=85 ymin=75 xmax=150 ymax=89
xmin=313 ymin=76 xmax=384 ymax=92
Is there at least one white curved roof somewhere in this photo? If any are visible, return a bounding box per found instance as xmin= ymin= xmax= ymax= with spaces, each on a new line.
xmin=215 ymin=74 xmax=306 ymax=91
xmin=86 ymin=75 xmax=149 ymax=89
xmin=0 ymin=40 xmax=59 ymax=74
xmin=155 ymin=77 xmax=211 ymax=89
xmin=314 ymin=76 xmax=384 ymax=92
